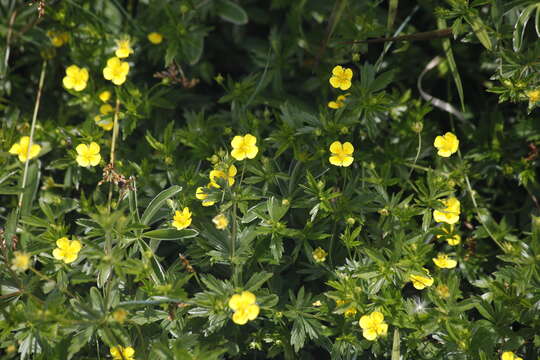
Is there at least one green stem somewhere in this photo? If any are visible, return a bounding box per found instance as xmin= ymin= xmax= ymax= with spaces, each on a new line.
xmin=408 ymin=131 xmax=422 ymax=178
xmin=107 ymin=98 xmax=121 ymax=213
xmin=16 ymin=60 xmax=46 ymax=222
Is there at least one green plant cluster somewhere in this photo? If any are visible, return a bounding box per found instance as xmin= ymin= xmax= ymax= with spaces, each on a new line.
xmin=1 ymin=0 xmax=540 ymax=359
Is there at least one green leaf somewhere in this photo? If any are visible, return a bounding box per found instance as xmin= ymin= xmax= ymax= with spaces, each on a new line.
xmin=0 ymin=186 xmax=23 ymax=195
xmin=513 ymin=4 xmax=539 ymax=52
xmin=182 ymin=32 xmax=205 ymax=65
xmin=141 ymin=185 xmax=182 ymax=225
xmin=465 ymin=12 xmax=492 ymax=50
xmin=438 ymin=18 xmax=465 ymax=111
xmin=244 ymin=271 xmax=273 ymax=292
xmin=215 ymin=0 xmax=248 ymax=25
xmin=142 ymin=228 xmax=199 ymax=240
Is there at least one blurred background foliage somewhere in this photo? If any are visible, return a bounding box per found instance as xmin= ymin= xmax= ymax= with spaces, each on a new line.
xmin=1 ymin=0 xmax=540 ymax=359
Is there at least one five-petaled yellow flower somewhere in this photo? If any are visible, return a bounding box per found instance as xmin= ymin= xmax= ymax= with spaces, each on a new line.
xmin=103 ymin=57 xmax=130 ymax=85
xmin=47 ymin=30 xmax=69 ymax=47
xmin=329 ymin=141 xmax=354 ymax=167
xmin=433 ymin=197 xmax=460 ymax=225
xmin=501 ymin=351 xmax=523 ymax=360
xmin=409 ymin=268 xmax=434 ymax=290
xmin=209 ymin=164 xmax=237 ymax=187
xmin=434 ymin=132 xmax=459 ymax=157
xmin=229 ymin=291 xmax=260 ymax=325
xmin=433 ymin=253 xmax=457 ymax=269
xmin=53 ymin=237 xmax=82 ymax=264
xmin=212 ymin=213 xmax=229 ymax=230
xmin=115 ymin=39 xmax=134 ymax=58
xmin=147 ymin=32 xmax=163 ymax=44
xmin=63 ymin=65 xmax=89 ymax=92
xmin=110 ymin=345 xmax=135 ymax=360
xmin=94 ymin=104 xmax=114 ymax=131
xmin=99 ymin=90 xmax=111 ymax=102
xmin=526 ymin=89 xmax=540 ymax=103
xmin=359 ymin=311 xmax=388 ymax=341
xmin=329 ymin=66 xmax=353 ymax=90
xmin=231 ymin=134 xmax=259 ymax=160
xmin=11 ymin=251 xmax=31 ymax=272
xmin=172 ymin=207 xmax=192 ymax=229
xmin=9 ymin=136 xmax=41 ymax=162
xmin=328 ymin=94 xmax=348 ymax=109
xmin=312 ymin=247 xmax=327 ymax=263
xmin=76 ymin=142 xmax=101 ymax=167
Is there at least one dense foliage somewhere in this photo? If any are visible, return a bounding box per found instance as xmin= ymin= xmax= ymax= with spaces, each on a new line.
xmin=1 ymin=0 xmax=540 ymax=359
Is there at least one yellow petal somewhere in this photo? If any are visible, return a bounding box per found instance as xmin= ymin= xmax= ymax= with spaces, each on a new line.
xmin=231 ymin=136 xmax=244 ymax=149
xmin=363 ymin=329 xmax=378 ymax=341
xmin=56 ymin=237 xmax=70 ymax=248
xmin=371 ymin=311 xmax=384 ymax=323
xmin=231 ymin=148 xmax=246 ymax=160
xmin=52 ymin=248 xmax=64 ymax=260
xmin=103 ymin=67 xmax=113 ymax=80
xmin=343 ymin=68 xmax=353 ymax=80
xmin=377 ymin=323 xmax=388 ymax=336
xmin=124 ymin=347 xmax=135 ymax=357
xmin=329 ymin=76 xmax=342 ymax=88
xmin=246 ymin=304 xmax=260 ymax=320
xmin=88 ymin=142 xmax=100 ymax=154
xmin=339 ymin=80 xmax=352 ymax=90
xmin=232 ymin=311 xmax=248 ymax=325
xmin=328 ymin=101 xmax=340 ymax=109
xmin=76 ymin=155 xmax=90 ymax=167
xmin=332 ymin=66 xmax=343 ymax=76
xmin=329 ymin=141 xmax=342 ymax=154
xmin=9 ymin=143 xmax=21 ymax=155
xmin=342 ymin=142 xmax=354 ymax=154
xmin=244 ymin=134 xmax=257 ymax=146
xmin=76 ymin=144 xmax=88 ymax=155
xmin=341 ymin=156 xmax=354 ymax=167
xmin=69 ymin=240 xmax=82 ymax=253
xmin=228 ymin=294 xmax=243 ymax=311
xmin=66 ymin=65 xmax=79 ymax=77
xmin=359 ymin=315 xmax=371 ymax=329
xmin=240 ymin=291 xmax=256 ymax=305
xmin=29 ymin=144 xmax=41 ymax=159
xmin=228 ymin=164 xmax=238 ymax=177
xmin=245 ymin=145 xmax=258 ymax=159
xmin=63 ymin=76 xmax=74 ymax=89
xmin=329 ymin=155 xmax=343 ymax=166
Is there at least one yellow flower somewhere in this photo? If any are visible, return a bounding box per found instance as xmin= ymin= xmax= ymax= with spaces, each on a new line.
xmin=9 ymin=136 xmax=41 ymax=162
xmin=231 ymin=134 xmax=259 ymax=160
xmin=433 ymin=253 xmax=457 ymax=269
xmin=212 ymin=213 xmax=229 ymax=230
xmin=312 ymin=300 xmax=322 ymax=307
xmin=147 ymin=32 xmax=163 ymax=44
xmin=344 ymin=307 xmax=357 ymax=317
xmin=172 ymin=207 xmax=192 ymax=230
xmin=94 ymin=104 xmax=114 ymax=131
xmin=409 ymin=268 xmax=434 ymax=290
xmin=110 ymin=346 xmax=135 ymax=360
xmin=115 ymin=39 xmax=134 ymax=58
xmin=99 ymin=90 xmax=111 ymax=102
xmin=434 ymin=132 xmax=459 ymax=157
xmin=228 ymin=291 xmax=260 ymax=325
xmin=312 ymin=247 xmax=327 ymax=263
xmin=52 ymin=237 xmax=82 ymax=264
xmin=526 ymin=89 xmax=540 ymax=103
xmin=76 ymin=142 xmax=101 ymax=167
xmin=11 ymin=251 xmax=30 ymax=272
xmin=502 ymin=351 xmax=523 ymax=360
xmin=195 ymin=187 xmax=215 ymax=207
xmin=437 ymin=225 xmax=461 ymax=246
xmin=62 ymin=65 xmax=89 ymax=92
xmin=209 ymin=164 xmax=237 ymax=187
xmin=328 ymin=94 xmax=348 ymax=109
xmin=436 ymin=284 xmax=450 ymax=298
xmin=103 ymin=57 xmax=130 ymax=86
xmin=359 ymin=311 xmax=388 ymax=341
xmin=329 ymin=65 xmax=353 ymax=90
xmin=329 ymin=141 xmax=354 ymax=167
xmin=112 ymin=308 xmax=128 ymax=324
xmin=433 ymin=197 xmax=460 ymax=225
xmin=46 ymin=30 xmax=69 ymax=47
